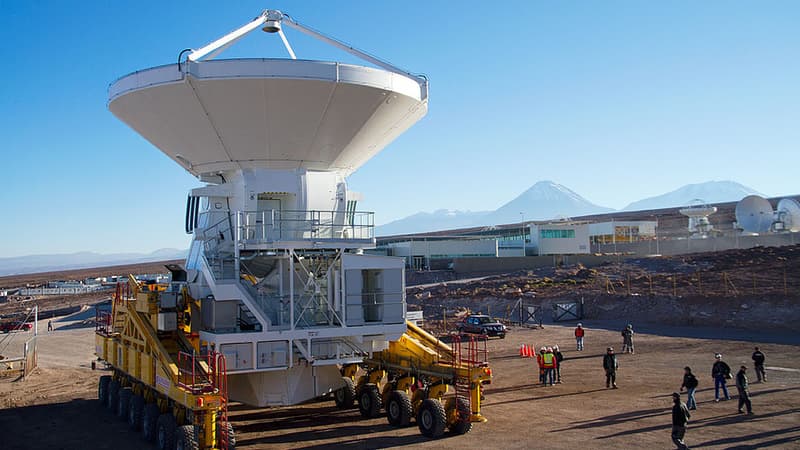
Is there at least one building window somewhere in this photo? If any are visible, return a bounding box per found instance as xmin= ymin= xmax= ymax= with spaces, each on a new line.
xmin=540 ymin=229 xmax=576 ymax=239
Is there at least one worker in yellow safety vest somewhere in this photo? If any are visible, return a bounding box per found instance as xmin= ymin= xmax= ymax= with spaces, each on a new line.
xmin=542 ymin=347 xmax=556 ymax=386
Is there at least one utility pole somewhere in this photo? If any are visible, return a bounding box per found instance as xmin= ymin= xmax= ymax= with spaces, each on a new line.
xmin=520 ymin=212 xmax=526 ymax=257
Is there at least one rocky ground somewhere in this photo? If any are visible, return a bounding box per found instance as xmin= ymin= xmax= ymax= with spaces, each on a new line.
xmin=1 ymin=315 xmax=798 ymax=449
xmin=408 ymin=245 xmax=800 ymax=332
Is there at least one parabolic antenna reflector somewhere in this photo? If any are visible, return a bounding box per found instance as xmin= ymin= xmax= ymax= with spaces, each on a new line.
xmin=679 ymin=199 xmax=717 ymax=218
xmin=109 ymin=59 xmax=427 ymax=177
xmin=735 ymin=195 xmax=774 ymax=233
xmin=776 ymin=198 xmax=800 ymax=232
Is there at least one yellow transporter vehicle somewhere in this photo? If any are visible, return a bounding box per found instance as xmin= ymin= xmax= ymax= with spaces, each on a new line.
xmin=95 ymin=276 xmax=233 ymax=450
xmin=336 ymin=322 xmax=493 ymax=438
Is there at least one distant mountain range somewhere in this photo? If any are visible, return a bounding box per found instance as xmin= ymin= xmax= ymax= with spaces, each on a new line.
xmin=2 ymin=181 xmax=768 ymax=275
xmin=377 ymin=181 xmax=613 ymax=235
xmin=622 ymin=181 xmax=763 ymax=211
xmin=0 ymin=249 xmax=187 ymax=277
xmin=377 ymin=180 xmax=764 ymax=236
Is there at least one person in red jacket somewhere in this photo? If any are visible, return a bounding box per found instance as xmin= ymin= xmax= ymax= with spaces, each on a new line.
xmin=575 ymin=323 xmax=585 ymax=351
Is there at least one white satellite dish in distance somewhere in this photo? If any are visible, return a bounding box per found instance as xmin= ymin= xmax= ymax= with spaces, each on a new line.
xmin=776 ymin=198 xmax=800 ymax=232
xmin=735 ymin=195 xmax=774 ymax=233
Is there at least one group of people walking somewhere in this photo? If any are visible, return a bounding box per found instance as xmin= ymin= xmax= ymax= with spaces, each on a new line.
xmin=671 ymin=348 xmax=767 ymax=449
xmin=560 ymin=322 xmax=768 ymax=450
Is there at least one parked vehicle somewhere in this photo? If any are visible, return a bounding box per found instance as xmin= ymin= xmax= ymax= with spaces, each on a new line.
xmin=0 ymin=321 xmax=32 ymax=333
xmin=456 ymin=315 xmax=506 ymax=338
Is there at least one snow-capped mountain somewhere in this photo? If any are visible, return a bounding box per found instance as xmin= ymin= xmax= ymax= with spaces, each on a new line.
xmin=622 ymin=181 xmax=763 ymax=212
xmin=376 ymin=181 xmax=613 ymax=235
xmin=489 ymin=181 xmax=614 ymax=224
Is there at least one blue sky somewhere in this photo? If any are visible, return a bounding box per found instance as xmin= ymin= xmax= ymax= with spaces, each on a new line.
xmin=1 ymin=1 xmax=798 ymax=257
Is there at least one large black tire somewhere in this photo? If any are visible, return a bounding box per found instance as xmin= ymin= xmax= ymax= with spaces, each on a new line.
xmin=417 ymin=398 xmax=447 ymax=438
xmin=142 ymin=403 xmax=160 ymax=442
xmin=358 ymin=384 xmax=382 ymax=418
xmin=156 ymin=413 xmax=177 ymax=450
xmin=98 ymin=375 xmax=111 ymax=407
xmin=447 ymin=397 xmax=473 ymax=435
xmin=175 ymin=425 xmax=199 ymax=450
xmin=107 ymin=380 xmax=120 ymax=411
xmin=117 ymin=387 xmax=132 ymax=419
xmin=386 ymin=390 xmax=413 ymax=427
xmin=221 ymin=422 xmax=236 ymax=450
xmin=128 ymin=394 xmax=145 ymax=431
xmin=334 ymin=377 xmax=356 ymax=409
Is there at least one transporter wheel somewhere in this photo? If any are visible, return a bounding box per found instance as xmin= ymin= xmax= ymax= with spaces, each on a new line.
xmin=386 ymin=390 xmax=413 ymax=427
xmin=358 ymin=384 xmax=382 ymax=418
xmin=98 ymin=375 xmax=111 ymax=406
xmin=417 ymin=398 xmax=447 ymax=438
xmin=142 ymin=403 xmax=160 ymax=442
xmin=446 ymin=397 xmax=473 ymax=435
xmin=334 ymin=377 xmax=356 ymax=409
xmin=117 ymin=387 xmax=132 ymax=419
xmin=107 ymin=380 xmax=120 ymax=411
xmin=128 ymin=394 xmax=145 ymax=431
xmin=220 ymin=422 xmax=236 ymax=450
xmin=175 ymin=425 xmax=199 ymax=450
xmin=156 ymin=413 xmax=177 ymax=450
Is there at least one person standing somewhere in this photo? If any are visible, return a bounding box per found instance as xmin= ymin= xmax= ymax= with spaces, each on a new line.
xmin=575 ymin=323 xmax=585 ymax=351
xmin=736 ymin=365 xmax=753 ymax=415
xmin=621 ymin=324 xmax=635 ymax=354
xmin=542 ymin=347 xmax=556 ymax=386
xmin=711 ymin=353 xmax=731 ymax=402
xmin=680 ymin=366 xmax=699 ymax=410
xmin=603 ymin=347 xmax=618 ymax=389
xmin=537 ymin=347 xmax=546 ymax=384
xmin=554 ymin=345 xmax=564 ymax=383
xmin=671 ymin=392 xmax=691 ymax=450
xmin=47 ymin=320 xmax=53 ymax=332
xmin=751 ymin=347 xmax=766 ymax=382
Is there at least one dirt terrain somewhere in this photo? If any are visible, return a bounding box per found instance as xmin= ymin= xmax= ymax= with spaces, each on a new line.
xmin=1 ymin=247 xmax=798 ymax=448
xmin=1 ymin=313 xmax=798 ymax=449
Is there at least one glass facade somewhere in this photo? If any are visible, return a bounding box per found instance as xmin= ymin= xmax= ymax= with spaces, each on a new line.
xmin=540 ymin=229 xmax=576 ymax=239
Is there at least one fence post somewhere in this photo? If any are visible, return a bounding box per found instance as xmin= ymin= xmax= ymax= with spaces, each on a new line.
xmin=697 ymin=271 xmax=702 ymax=296
xmin=626 ymin=273 xmax=631 ymax=296
xmin=784 ymin=265 xmax=788 ymax=296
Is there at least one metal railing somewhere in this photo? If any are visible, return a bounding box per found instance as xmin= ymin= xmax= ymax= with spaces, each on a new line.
xmin=236 ymin=209 xmax=374 ymax=243
xmin=344 ymin=292 xmax=405 ymax=325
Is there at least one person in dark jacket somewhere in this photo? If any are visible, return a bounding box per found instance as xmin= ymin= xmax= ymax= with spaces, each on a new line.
xmin=603 ymin=347 xmax=618 ymax=388
xmin=711 ymin=353 xmax=731 ymax=402
xmin=671 ymin=392 xmax=691 ymax=450
xmin=554 ymin=345 xmax=564 ymax=383
xmin=736 ymin=365 xmax=753 ymax=414
xmin=751 ymin=347 xmax=766 ymax=382
xmin=680 ymin=366 xmax=699 ymax=410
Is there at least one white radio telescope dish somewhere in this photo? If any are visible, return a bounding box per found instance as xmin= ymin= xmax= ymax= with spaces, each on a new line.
xmin=735 ymin=195 xmax=773 ymax=233
xmin=775 ymin=198 xmax=800 ymax=232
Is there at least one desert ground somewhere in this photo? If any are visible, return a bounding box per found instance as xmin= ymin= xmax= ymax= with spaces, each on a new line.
xmin=1 ymin=309 xmax=798 ymax=450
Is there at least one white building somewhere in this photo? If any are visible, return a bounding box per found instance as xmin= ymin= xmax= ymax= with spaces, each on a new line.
xmin=588 ymin=221 xmax=658 ymax=245
xmin=530 ymin=222 xmax=590 ymax=255
xmin=385 ymin=238 xmax=498 ymax=270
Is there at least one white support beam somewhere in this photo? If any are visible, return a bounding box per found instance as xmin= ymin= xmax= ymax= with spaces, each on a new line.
xmin=188 ymin=13 xmax=268 ymax=61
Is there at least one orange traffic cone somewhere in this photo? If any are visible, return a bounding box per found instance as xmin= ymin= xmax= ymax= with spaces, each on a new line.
xmin=519 ymin=344 xmax=526 ymax=357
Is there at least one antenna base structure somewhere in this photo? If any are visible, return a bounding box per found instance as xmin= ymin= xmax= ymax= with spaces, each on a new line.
xmin=109 ymin=9 xmax=428 ymax=407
